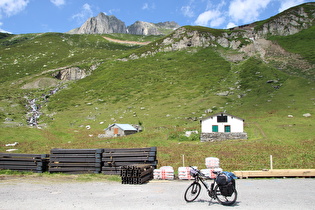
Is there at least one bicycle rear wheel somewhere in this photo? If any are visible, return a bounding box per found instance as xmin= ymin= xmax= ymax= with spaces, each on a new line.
xmin=214 ymin=184 xmax=237 ymax=206
xmin=184 ymin=182 xmax=201 ymax=202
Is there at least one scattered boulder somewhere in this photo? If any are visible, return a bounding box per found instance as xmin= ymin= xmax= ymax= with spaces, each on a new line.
xmin=5 ymin=142 xmax=19 ymax=147
xmin=303 ymin=113 xmax=311 ymax=117
xmin=216 ymin=91 xmax=229 ymax=96
xmin=185 ymin=130 xmax=198 ymax=137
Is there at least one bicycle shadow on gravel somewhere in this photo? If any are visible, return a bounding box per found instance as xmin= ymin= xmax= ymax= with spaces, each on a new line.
xmin=192 ymin=199 xmax=240 ymax=207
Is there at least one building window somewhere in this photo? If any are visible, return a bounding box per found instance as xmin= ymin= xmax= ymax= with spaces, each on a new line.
xmin=225 ymin=125 xmax=231 ymax=132
xmin=212 ymin=125 xmax=218 ymax=132
xmin=217 ymin=115 xmax=227 ymax=122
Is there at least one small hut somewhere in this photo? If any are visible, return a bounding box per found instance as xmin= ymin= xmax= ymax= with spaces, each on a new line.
xmin=104 ymin=124 xmax=140 ymax=137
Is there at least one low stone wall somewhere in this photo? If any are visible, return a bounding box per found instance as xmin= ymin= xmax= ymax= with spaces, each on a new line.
xmin=201 ymin=132 xmax=248 ymax=142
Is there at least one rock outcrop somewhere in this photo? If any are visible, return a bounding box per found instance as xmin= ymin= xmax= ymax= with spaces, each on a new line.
xmin=255 ymin=3 xmax=315 ymax=37
xmin=52 ymin=67 xmax=87 ymax=81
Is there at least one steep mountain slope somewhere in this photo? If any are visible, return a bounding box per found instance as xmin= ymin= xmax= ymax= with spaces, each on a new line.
xmin=0 ymin=3 xmax=314 ymax=171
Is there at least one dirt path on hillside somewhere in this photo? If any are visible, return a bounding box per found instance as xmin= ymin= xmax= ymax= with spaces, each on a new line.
xmin=102 ymin=36 xmax=150 ymax=45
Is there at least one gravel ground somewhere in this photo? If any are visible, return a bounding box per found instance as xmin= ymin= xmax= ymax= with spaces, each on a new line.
xmin=0 ymin=177 xmax=314 ymax=210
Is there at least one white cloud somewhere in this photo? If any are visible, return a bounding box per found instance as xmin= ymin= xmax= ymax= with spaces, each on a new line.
xmin=228 ymin=0 xmax=271 ymax=24
xmin=226 ymin=22 xmax=237 ymax=29
xmin=194 ymin=10 xmax=225 ymax=27
xmin=0 ymin=0 xmax=29 ymax=19
xmin=108 ymin=9 xmax=118 ymax=15
xmin=193 ymin=1 xmax=227 ymax=28
xmin=0 ymin=21 xmax=11 ymax=33
xmin=142 ymin=2 xmax=155 ymax=10
xmin=278 ymin=0 xmax=305 ymax=13
xmin=142 ymin=3 xmax=149 ymax=10
xmin=181 ymin=0 xmax=196 ymax=18
xmin=181 ymin=5 xmax=194 ymax=18
xmin=50 ymin=0 xmax=65 ymax=7
xmin=0 ymin=28 xmax=11 ymax=33
xmin=72 ymin=3 xmax=93 ymax=24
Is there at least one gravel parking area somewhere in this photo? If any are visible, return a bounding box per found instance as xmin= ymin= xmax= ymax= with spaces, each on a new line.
xmin=1 ymin=177 xmax=314 ymax=210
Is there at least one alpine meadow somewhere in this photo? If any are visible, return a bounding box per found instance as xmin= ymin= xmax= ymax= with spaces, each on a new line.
xmin=0 ymin=3 xmax=314 ymax=172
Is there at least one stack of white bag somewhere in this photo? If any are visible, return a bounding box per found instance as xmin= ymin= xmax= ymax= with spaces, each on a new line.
xmin=153 ymin=166 xmax=174 ymax=180
xmin=178 ymin=166 xmax=197 ymax=180
xmin=205 ymin=157 xmax=220 ymax=168
xmin=202 ymin=157 xmax=222 ymax=179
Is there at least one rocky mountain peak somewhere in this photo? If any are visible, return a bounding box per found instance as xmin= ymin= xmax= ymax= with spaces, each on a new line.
xmin=127 ymin=21 xmax=161 ymax=35
xmin=68 ymin=13 xmax=179 ymax=35
xmin=156 ymin=21 xmax=180 ymax=29
xmin=68 ymin=12 xmax=127 ymax=34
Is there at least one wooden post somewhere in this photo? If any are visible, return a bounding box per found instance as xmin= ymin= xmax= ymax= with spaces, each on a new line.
xmin=270 ymin=155 xmax=273 ymax=170
xmin=182 ymin=154 xmax=185 ymax=167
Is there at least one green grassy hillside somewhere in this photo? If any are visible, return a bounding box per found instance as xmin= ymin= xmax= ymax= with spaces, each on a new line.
xmin=269 ymin=25 xmax=315 ymax=64
xmin=0 ymin=23 xmax=314 ymax=172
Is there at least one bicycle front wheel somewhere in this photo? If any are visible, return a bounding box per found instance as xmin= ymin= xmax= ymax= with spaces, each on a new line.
xmin=184 ymin=182 xmax=201 ymax=202
xmin=214 ymin=184 xmax=237 ymax=206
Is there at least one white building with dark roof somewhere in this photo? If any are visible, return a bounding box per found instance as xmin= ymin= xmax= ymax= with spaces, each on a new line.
xmin=200 ymin=112 xmax=247 ymax=142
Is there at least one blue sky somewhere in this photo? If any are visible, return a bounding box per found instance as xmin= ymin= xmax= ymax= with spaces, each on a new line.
xmin=0 ymin=0 xmax=310 ymax=34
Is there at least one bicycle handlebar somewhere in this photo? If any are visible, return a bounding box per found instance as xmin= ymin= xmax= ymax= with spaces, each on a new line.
xmin=189 ymin=166 xmax=220 ymax=178
xmin=189 ymin=166 xmax=209 ymax=178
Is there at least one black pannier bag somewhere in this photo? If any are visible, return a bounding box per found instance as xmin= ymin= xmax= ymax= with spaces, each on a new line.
xmin=219 ymin=181 xmax=234 ymax=196
xmin=216 ymin=172 xmax=237 ymax=196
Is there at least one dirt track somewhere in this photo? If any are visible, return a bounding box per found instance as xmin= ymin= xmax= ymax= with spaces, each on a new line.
xmin=102 ymin=36 xmax=150 ymax=45
xmin=1 ymin=177 xmax=314 ymax=210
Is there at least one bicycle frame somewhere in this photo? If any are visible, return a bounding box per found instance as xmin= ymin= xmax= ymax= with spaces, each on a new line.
xmin=191 ymin=169 xmax=217 ymax=198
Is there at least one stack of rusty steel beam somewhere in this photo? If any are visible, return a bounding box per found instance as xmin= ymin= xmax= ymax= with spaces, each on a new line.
xmin=48 ymin=148 xmax=103 ymax=174
xmin=0 ymin=153 xmax=49 ymax=173
xmin=102 ymin=147 xmax=157 ymax=175
xmin=121 ymin=164 xmax=154 ymax=184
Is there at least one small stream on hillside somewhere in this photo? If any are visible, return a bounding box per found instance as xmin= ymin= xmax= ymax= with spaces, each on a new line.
xmin=25 ymin=85 xmax=65 ymax=127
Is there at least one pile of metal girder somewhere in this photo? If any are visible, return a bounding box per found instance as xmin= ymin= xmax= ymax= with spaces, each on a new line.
xmin=0 ymin=153 xmax=49 ymax=173
xmin=102 ymin=147 xmax=157 ymax=175
xmin=48 ymin=148 xmax=103 ymax=174
xmin=121 ymin=164 xmax=154 ymax=184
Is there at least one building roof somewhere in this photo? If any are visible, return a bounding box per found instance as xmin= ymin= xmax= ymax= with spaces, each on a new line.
xmin=106 ymin=123 xmax=137 ymax=131
xmin=200 ymin=112 xmax=245 ymax=122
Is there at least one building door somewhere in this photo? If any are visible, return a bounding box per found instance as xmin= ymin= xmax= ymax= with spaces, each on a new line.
xmin=212 ymin=125 xmax=218 ymax=132
xmin=114 ymin=128 xmax=119 ymax=135
xmin=225 ymin=125 xmax=231 ymax=132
